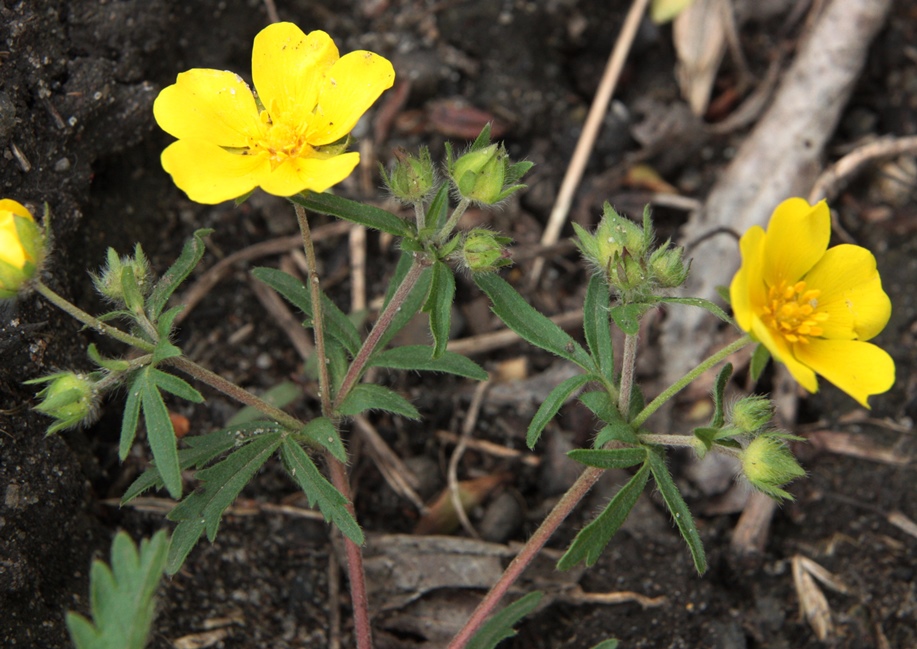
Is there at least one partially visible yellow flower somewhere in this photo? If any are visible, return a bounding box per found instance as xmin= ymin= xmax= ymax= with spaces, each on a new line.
xmin=0 ymin=199 xmax=43 ymax=298
xmin=154 ymin=23 xmax=395 ymax=204
xmin=730 ymin=198 xmax=894 ymax=408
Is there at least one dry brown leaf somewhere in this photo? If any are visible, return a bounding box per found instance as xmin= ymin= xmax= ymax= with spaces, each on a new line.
xmin=673 ymin=0 xmax=728 ymax=115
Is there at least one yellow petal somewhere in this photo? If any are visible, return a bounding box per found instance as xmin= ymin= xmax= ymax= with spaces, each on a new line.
xmin=161 ymin=140 xmax=269 ymax=204
xmin=307 ymin=50 xmax=395 ymax=146
xmin=794 ymin=339 xmax=895 ymax=408
xmin=762 ymin=198 xmax=830 ymax=287
xmin=804 ymin=244 xmax=891 ymax=341
xmin=730 ymin=225 xmax=766 ymax=333
xmin=0 ymin=199 xmax=34 ymax=220
xmin=258 ymin=152 xmax=361 ymax=197
xmin=751 ymin=318 xmax=819 ymax=393
xmin=154 ymin=69 xmax=261 ymax=146
xmin=0 ymin=213 xmax=27 ymax=268
xmin=252 ymin=24 xmax=338 ymax=124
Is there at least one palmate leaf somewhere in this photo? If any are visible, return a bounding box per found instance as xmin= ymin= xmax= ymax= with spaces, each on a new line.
xmin=280 ymin=438 xmax=363 ymax=544
xmin=370 ymin=345 xmax=488 ymax=381
xmin=338 ymin=384 xmax=420 ymax=420
xmin=291 ymin=191 xmax=414 ymax=238
xmin=527 ymin=373 xmax=591 ymax=449
xmin=166 ymin=431 xmax=283 ymax=573
xmin=557 ymin=461 xmax=649 ymax=570
xmin=252 ymin=266 xmax=362 ymax=356
xmin=121 ymin=422 xmax=283 ymax=503
xmin=583 ymin=274 xmax=614 ymax=381
xmin=147 ymin=228 xmax=213 ymax=320
xmin=466 ymin=591 xmax=543 ymax=649
xmin=647 ymin=448 xmax=706 ymax=574
xmin=66 ymin=530 xmax=168 ymax=649
xmin=474 ymin=272 xmax=591 ymax=368
xmin=423 ymin=259 xmax=455 ymax=359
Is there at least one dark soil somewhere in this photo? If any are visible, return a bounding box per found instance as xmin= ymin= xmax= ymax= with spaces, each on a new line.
xmin=2 ymin=1 xmax=915 ymax=648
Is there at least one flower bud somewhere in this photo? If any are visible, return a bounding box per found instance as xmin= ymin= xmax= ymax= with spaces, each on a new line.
xmin=382 ymin=146 xmax=436 ymax=204
xmin=92 ymin=244 xmax=153 ymax=307
xmin=446 ymin=124 xmax=532 ymax=205
xmin=460 ymin=229 xmax=513 ymax=273
xmin=27 ymin=371 xmax=100 ymax=434
xmin=0 ymin=199 xmax=44 ymax=298
xmin=729 ymin=395 xmax=774 ymax=433
xmin=573 ymin=203 xmax=647 ymax=290
xmin=648 ymin=242 xmax=689 ymax=288
xmin=740 ymin=434 xmax=805 ymax=501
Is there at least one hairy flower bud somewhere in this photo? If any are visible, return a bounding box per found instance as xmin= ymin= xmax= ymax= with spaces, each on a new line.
xmin=27 ymin=372 xmax=100 ymax=434
xmin=0 ymin=199 xmax=44 ymax=298
xmin=729 ymin=395 xmax=774 ymax=433
xmin=446 ymin=124 xmax=532 ymax=206
xmin=382 ymin=146 xmax=436 ymax=204
xmin=460 ymin=229 xmax=512 ymax=273
xmin=92 ymin=245 xmax=153 ymax=307
xmin=740 ymin=435 xmax=805 ymax=501
xmin=648 ymin=242 xmax=689 ymax=288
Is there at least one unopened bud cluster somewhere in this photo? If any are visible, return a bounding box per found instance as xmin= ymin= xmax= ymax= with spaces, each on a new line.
xmin=26 ymin=372 xmax=100 ymax=434
xmin=574 ymin=203 xmax=688 ymax=299
xmin=92 ymin=245 xmax=153 ymax=309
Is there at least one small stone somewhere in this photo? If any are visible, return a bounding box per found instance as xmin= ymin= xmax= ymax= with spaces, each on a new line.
xmin=53 ymin=157 xmax=71 ymax=172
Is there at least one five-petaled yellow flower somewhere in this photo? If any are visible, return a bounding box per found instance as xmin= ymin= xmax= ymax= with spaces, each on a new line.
xmin=153 ymin=23 xmax=395 ymax=204
xmin=0 ymin=199 xmax=43 ymax=298
xmin=730 ymin=198 xmax=894 ymax=408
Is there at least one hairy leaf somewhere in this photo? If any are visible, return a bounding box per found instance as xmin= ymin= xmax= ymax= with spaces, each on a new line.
xmin=423 ymin=260 xmax=455 ymax=359
xmin=647 ymin=449 xmax=706 ymax=574
xmin=750 ymin=343 xmax=771 ymax=382
xmin=467 ymin=591 xmax=543 ymax=649
xmin=120 ymin=371 xmax=143 ymax=461
xmin=338 ymin=384 xmax=420 ymax=420
xmin=291 ymin=191 xmax=414 ymax=238
xmin=300 ymin=416 xmax=347 ymax=463
xmin=150 ymin=368 xmax=204 ymax=404
xmin=147 ymin=229 xmax=212 ymax=320
xmin=583 ymin=274 xmax=614 ymax=381
xmin=140 ymin=370 xmax=182 ymax=499
xmin=658 ymin=296 xmax=732 ymax=324
xmin=710 ymin=363 xmax=733 ymax=429
xmin=370 ymin=345 xmax=487 ymax=381
xmin=527 ymin=373 xmax=591 ymax=449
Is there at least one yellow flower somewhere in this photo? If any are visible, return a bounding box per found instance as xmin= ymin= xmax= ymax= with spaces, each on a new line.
xmin=153 ymin=23 xmax=395 ymax=204
xmin=0 ymin=199 xmax=43 ymax=297
xmin=730 ymin=198 xmax=894 ymax=408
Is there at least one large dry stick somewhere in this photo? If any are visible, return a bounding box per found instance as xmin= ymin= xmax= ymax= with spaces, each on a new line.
xmin=660 ymin=0 xmax=893 ymax=385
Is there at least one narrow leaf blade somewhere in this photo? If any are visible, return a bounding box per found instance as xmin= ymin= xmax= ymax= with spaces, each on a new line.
xmin=583 ymin=274 xmax=614 ymax=380
xmin=370 ymin=345 xmax=488 ymax=381
xmin=291 ymin=191 xmax=414 ymax=238
xmin=140 ymin=372 xmax=182 ymax=499
xmin=467 ymin=591 xmax=543 ymax=649
xmin=527 ymin=373 xmax=591 ymax=449
xmin=647 ymin=449 xmax=707 ymax=574
xmin=568 ymin=447 xmax=647 ymax=469
xmin=423 ymin=260 xmax=455 ymax=359
xmin=338 ymin=384 xmax=420 ymax=420
xmin=147 ymin=229 xmax=212 ymax=320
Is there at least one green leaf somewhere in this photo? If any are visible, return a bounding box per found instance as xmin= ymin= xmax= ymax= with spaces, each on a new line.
xmin=168 ymin=431 xmax=283 ymax=540
xmin=252 ymin=266 xmax=361 ymax=356
xmin=300 ymin=416 xmax=347 ymax=463
xmin=568 ymin=447 xmax=647 ymax=469
xmin=119 ymin=265 xmax=145 ymax=316
xmin=140 ymin=370 xmax=182 ymax=499
xmin=584 ymin=274 xmax=614 ymax=380
xmin=150 ymin=368 xmax=203 ymax=404
xmin=423 ymin=260 xmax=455 ymax=359
xmin=609 ymin=303 xmax=652 ymax=335
xmin=166 ymin=518 xmax=205 ymax=575
xmin=557 ymin=461 xmax=649 ymax=570
xmin=151 ymin=338 xmax=183 ymax=365
xmin=589 ymin=641 xmax=619 ymax=649
xmin=692 ymin=426 xmax=719 ymax=456
xmin=370 ymin=345 xmax=487 ymax=381
xmin=750 ymin=343 xmax=771 ymax=382
xmin=88 ymin=344 xmax=131 ymax=372
xmin=710 ymin=363 xmax=733 ymax=429
xmin=226 ymin=380 xmax=303 ymax=427
xmin=466 ymin=591 xmax=543 ymax=649
xmin=647 ymin=449 xmax=706 ymax=574
xmin=291 ymin=191 xmax=414 ymax=238
xmin=527 ymin=373 xmax=591 ymax=449
xmin=338 ymin=384 xmax=420 ymax=420
xmin=120 ymin=371 xmax=143 ymax=461
xmin=66 ymin=530 xmax=169 ymax=649
xmin=658 ymin=296 xmax=732 ymax=324
xmin=579 ymin=390 xmax=639 ymax=446
xmin=147 ymin=229 xmax=212 ymax=320
xmin=474 ymin=272 xmax=591 ymax=368
xmin=155 ymin=304 xmax=185 ymax=340
xmin=280 ymin=438 xmax=363 ymax=544
xmin=427 ymin=182 xmax=451 ymax=231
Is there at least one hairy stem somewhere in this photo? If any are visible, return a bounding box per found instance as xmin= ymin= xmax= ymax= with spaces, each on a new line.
xmin=433 ymin=197 xmax=470 ymax=244
xmin=617 ymin=330 xmax=638 ymax=417
xmin=447 ymin=466 xmax=603 ymax=649
xmin=632 ymin=334 xmax=753 ymax=428
xmin=333 ymin=253 xmax=431 ymax=408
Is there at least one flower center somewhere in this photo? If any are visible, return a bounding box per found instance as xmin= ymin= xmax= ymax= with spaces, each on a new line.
xmin=250 ymin=110 xmax=314 ymax=168
xmin=761 ymin=280 xmax=828 ymax=344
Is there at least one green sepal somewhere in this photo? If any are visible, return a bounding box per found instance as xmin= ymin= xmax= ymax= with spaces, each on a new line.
xmin=369 ymin=345 xmax=487 ymax=381
xmin=557 ymin=461 xmax=650 ymax=570
xmin=567 ymin=447 xmax=647 ymax=469
xmin=750 ymin=343 xmax=771 ymax=382
xmin=422 ymin=260 xmax=455 ymax=359
xmin=647 ymin=448 xmax=706 ymax=574
xmin=65 ymin=530 xmax=169 ymax=649
xmin=466 ymin=591 xmax=543 ymax=649
xmin=280 ymin=438 xmax=364 ymax=544
xmin=583 ymin=274 xmax=614 ymax=381
xmin=474 ymin=272 xmax=591 ymax=368
xmin=147 ymin=229 xmax=212 ymax=320
xmin=527 ymin=373 xmax=591 ymax=449
xmin=338 ymin=384 xmax=420 ymax=420
xmin=298 ymin=416 xmax=346 ymax=464
xmin=291 ymin=191 xmax=414 ymax=238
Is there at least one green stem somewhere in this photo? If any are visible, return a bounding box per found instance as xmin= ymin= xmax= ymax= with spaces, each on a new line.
xmin=617 ymin=331 xmax=638 ymax=416
xmin=333 ymin=253 xmax=431 ymax=409
xmin=433 ymin=197 xmax=470 ymax=244
xmin=35 ymin=282 xmax=155 ymax=352
xmin=632 ymin=334 xmax=753 ymax=428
